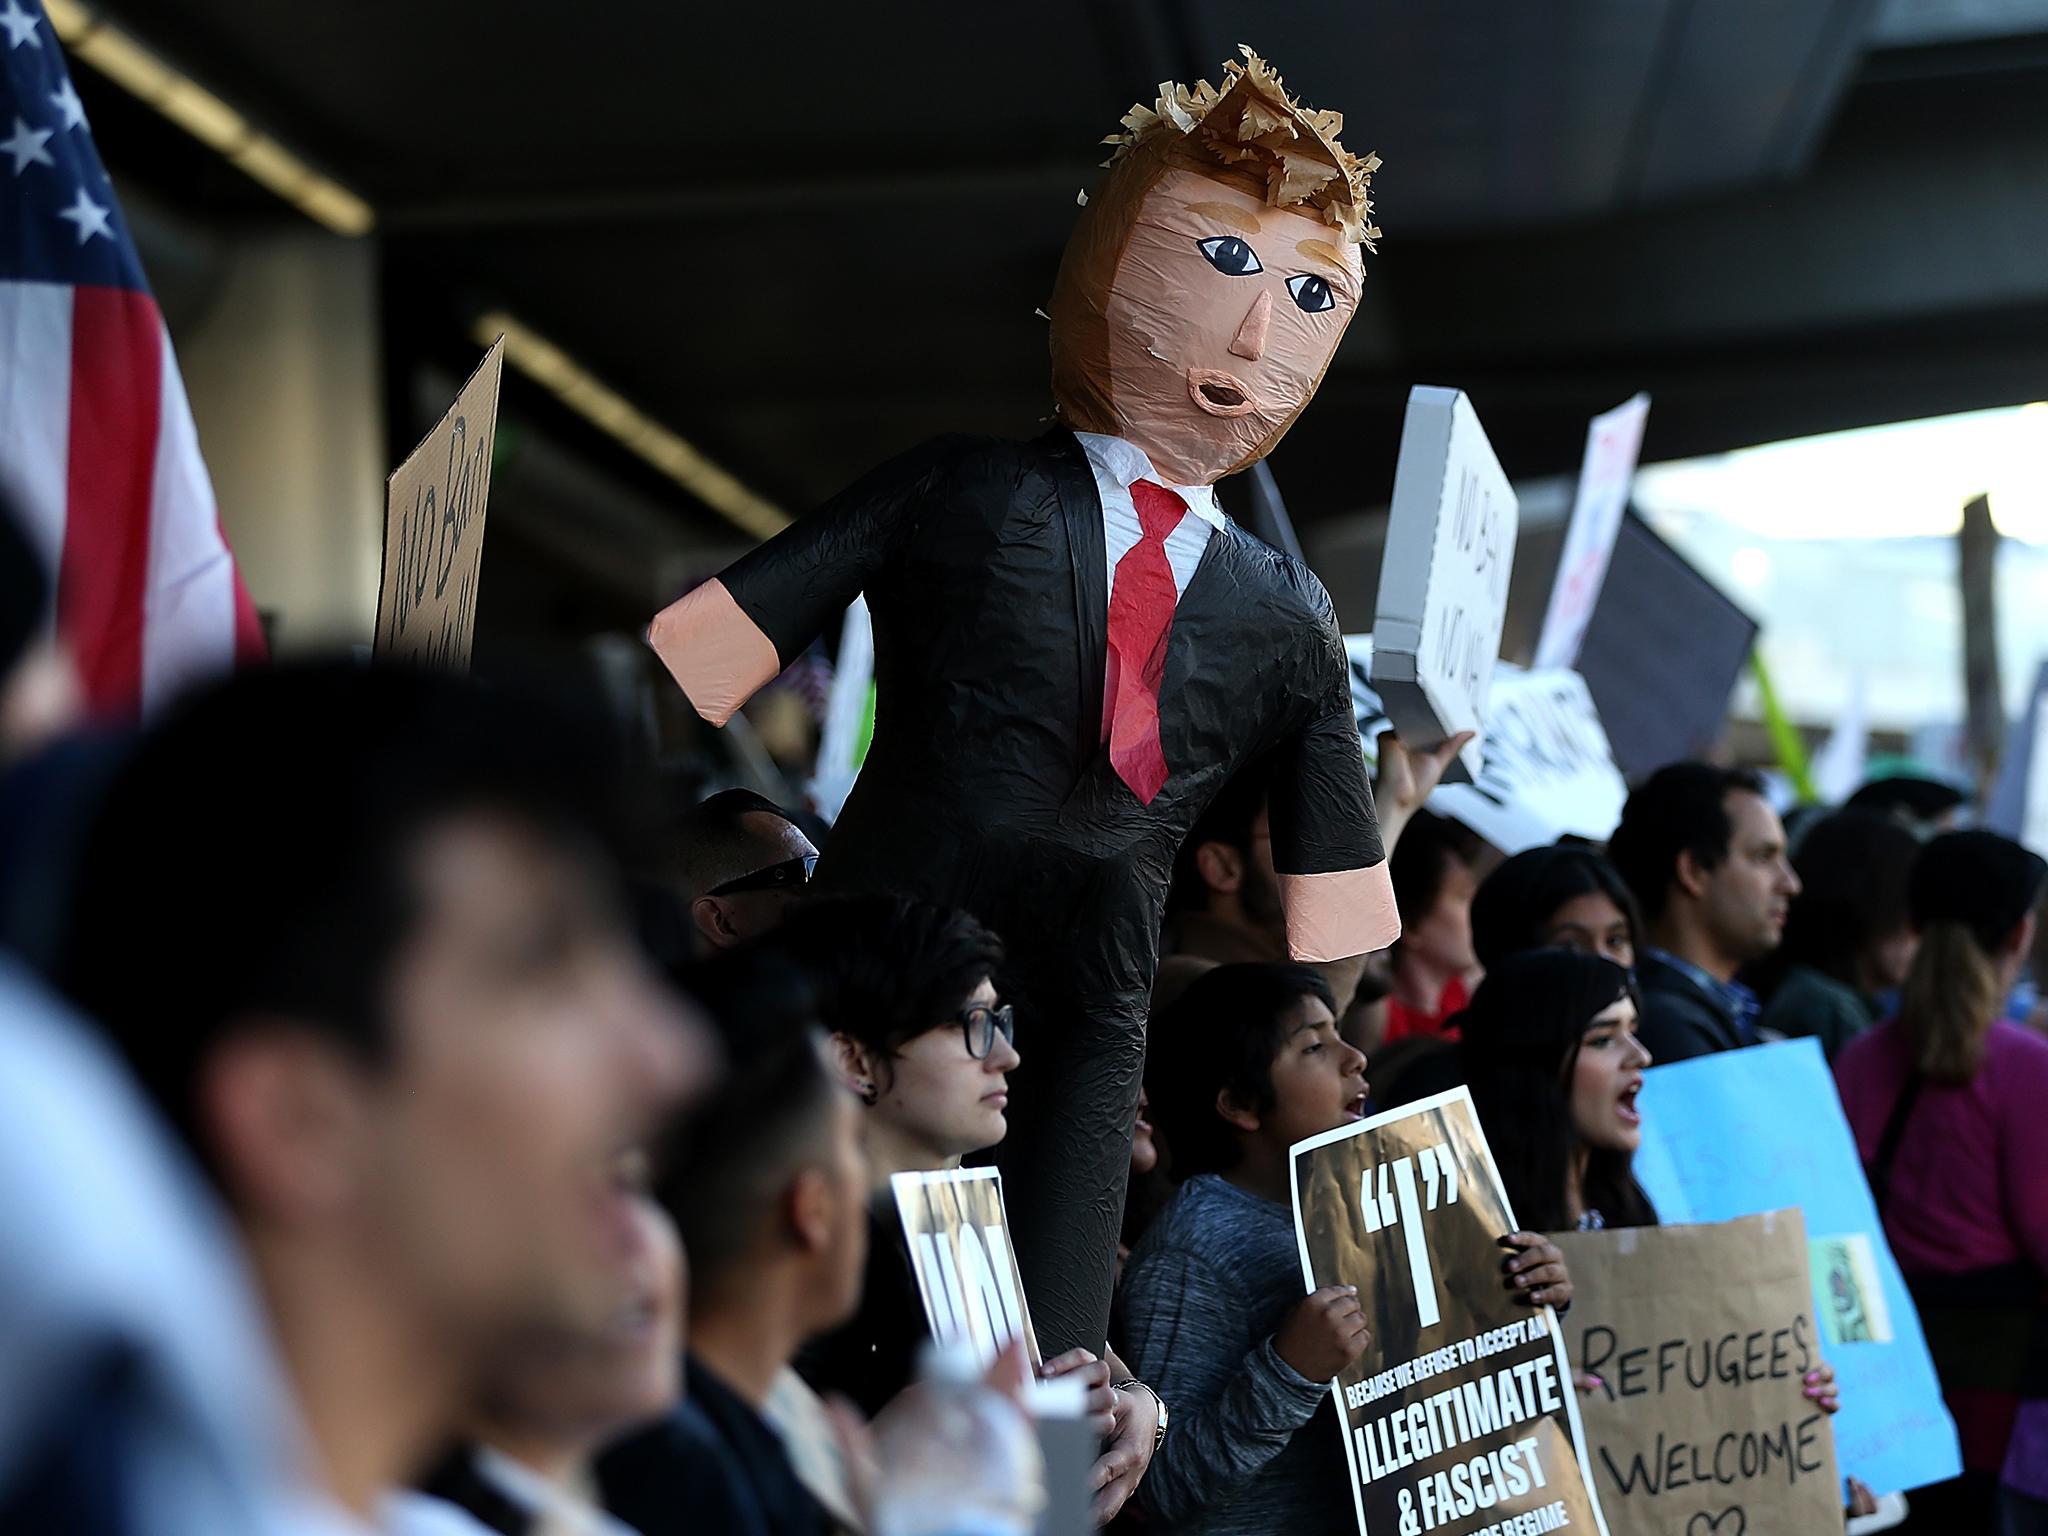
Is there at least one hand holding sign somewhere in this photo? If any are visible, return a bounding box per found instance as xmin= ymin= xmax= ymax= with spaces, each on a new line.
xmin=1276 ymin=1285 xmax=1373 ymax=1381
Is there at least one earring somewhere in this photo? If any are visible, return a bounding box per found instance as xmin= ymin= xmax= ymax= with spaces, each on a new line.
xmin=858 ymin=1083 xmax=879 ymax=1106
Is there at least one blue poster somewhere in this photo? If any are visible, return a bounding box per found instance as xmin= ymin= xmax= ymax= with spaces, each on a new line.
xmin=1631 ymin=1037 xmax=1961 ymax=1495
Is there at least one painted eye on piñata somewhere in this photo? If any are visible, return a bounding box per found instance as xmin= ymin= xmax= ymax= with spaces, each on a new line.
xmin=1287 ymin=273 xmax=1336 ymax=313
xmin=1195 ymin=236 xmax=1262 ymax=276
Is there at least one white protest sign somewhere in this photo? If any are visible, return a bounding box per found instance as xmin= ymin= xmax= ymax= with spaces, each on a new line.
xmin=1533 ymin=395 xmax=1649 ymax=672
xmin=1430 ymin=663 xmax=1630 ymax=855
xmin=374 ymin=338 xmax=505 ymax=670
xmin=891 ymin=1167 xmax=1041 ymax=1370
xmin=807 ymin=596 xmax=874 ymax=823
xmin=1348 ymin=640 xmax=1627 ymax=855
xmin=1371 ymin=387 xmax=1518 ymax=785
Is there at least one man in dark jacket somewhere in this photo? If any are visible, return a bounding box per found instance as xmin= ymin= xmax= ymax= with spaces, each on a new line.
xmin=1607 ymin=763 xmax=1802 ymax=1063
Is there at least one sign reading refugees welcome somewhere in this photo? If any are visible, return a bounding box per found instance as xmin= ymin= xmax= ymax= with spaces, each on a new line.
xmin=1553 ymin=1211 xmax=1842 ymax=1536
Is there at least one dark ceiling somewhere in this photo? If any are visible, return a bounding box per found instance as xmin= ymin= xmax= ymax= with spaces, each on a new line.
xmin=78 ymin=0 xmax=2048 ymax=556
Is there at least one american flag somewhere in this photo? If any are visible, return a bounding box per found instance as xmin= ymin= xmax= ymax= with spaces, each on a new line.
xmin=1 ymin=0 xmax=263 ymax=718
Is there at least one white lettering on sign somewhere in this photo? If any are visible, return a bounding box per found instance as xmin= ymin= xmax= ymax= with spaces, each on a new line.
xmin=1360 ymin=1142 xmax=1462 ymax=1327
xmin=912 ymin=1222 xmax=1029 ymax=1364
xmin=1431 ymin=663 xmax=1629 ymax=855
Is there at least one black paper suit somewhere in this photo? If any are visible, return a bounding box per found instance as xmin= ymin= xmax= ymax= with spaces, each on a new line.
xmin=650 ymin=427 xmax=1392 ymax=1354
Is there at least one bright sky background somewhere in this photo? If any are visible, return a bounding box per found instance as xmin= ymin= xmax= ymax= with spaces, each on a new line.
xmin=1635 ymin=401 xmax=2048 ymax=542
xmin=1629 ymin=402 xmax=2048 ymax=734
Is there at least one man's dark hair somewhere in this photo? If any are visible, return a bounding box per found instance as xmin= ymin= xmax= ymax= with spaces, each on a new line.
xmin=58 ymin=660 xmax=631 ymax=1178
xmin=1471 ymin=846 xmax=1643 ymax=972
xmin=1167 ymin=759 xmax=1273 ymax=914
xmin=1147 ymin=962 xmax=1335 ymax=1178
xmin=778 ymin=894 xmax=1003 ymax=1065
xmin=657 ymin=942 xmax=837 ymax=1285
xmin=1605 ymin=762 xmax=1768 ymax=923
xmin=658 ymin=786 xmax=799 ymax=899
xmin=1389 ymin=811 xmax=1468 ymax=942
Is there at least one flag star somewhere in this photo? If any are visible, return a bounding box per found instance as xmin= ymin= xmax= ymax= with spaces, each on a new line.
xmin=0 ymin=0 xmax=40 ymax=49
xmin=1 ymin=115 xmax=53 ymax=174
xmin=49 ymin=77 xmax=86 ymax=131
xmin=56 ymin=184 xmax=111 ymax=244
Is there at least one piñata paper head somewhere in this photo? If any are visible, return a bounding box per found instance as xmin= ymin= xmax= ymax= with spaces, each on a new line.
xmin=1048 ymin=47 xmax=1381 ymax=487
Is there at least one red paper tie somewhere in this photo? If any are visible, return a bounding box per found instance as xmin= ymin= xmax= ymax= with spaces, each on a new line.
xmin=1103 ymin=479 xmax=1188 ymax=804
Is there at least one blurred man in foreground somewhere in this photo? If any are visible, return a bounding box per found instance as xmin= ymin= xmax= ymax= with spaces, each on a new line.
xmin=59 ymin=662 xmax=707 ymax=1529
xmin=599 ymin=945 xmax=869 ymax=1536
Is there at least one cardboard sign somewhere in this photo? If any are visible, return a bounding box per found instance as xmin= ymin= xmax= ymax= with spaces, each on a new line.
xmin=891 ymin=1167 xmax=1041 ymax=1370
xmin=1430 ymin=664 xmax=1629 ymax=855
xmin=1533 ymin=396 xmax=1650 ymax=673
xmin=1371 ymin=387 xmax=1519 ymax=785
xmin=1292 ymin=1087 xmax=1608 ymax=1536
xmin=374 ymin=338 xmax=505 ymax=670
xmin=1552 ymin=1211 xmax=1841 ymax=1536
xmin=1630 ymin=1039 xmax=1960 ymax=1494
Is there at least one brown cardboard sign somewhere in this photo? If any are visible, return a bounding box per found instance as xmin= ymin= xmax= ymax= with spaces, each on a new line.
xmin=1552 ymin=1211 xmax=1841 ymax=1536
xmin=891 ymin=1166 xmax=1042 ymax=1371
xmin=1293 ymin=1088 xmax=1609 ymax=1536
xmin=374 ymin=337 xmax=504 ymax=669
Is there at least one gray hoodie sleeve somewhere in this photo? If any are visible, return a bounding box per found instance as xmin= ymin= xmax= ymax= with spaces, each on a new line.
xmin=1121 ymin=1245 xmax=1330 ymax=1525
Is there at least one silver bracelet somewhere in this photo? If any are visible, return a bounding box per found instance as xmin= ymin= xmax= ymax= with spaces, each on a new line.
xmin=1111 ymin=1377 xmax=1169 ymax=1451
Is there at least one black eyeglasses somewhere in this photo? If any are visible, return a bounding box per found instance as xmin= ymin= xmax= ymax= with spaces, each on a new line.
xmin=707 ymin=854 xmax=817 ymax=898
xmin=957 ymin=1002 xmax=1016 ymax=1060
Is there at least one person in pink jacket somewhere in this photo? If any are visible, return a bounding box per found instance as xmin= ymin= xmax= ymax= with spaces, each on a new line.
xmin=1835 ymin=829 xmax=2048 ymax=1533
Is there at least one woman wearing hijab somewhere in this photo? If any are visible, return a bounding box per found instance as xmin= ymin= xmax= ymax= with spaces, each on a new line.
xmin=1835 ymin=831 xmax=2048 ymax=1533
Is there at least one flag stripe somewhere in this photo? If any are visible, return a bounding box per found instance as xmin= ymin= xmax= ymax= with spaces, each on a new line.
xmin=141 ymin=320 xmax=234 ymax=714
xmin=0 ymin=280 xmax=73 ymax=635
xmin=60 ymin=283 xmax=161 ymax=716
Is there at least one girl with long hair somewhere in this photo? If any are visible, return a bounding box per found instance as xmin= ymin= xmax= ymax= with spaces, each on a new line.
xmin=1456 ymin=949 xmax=1658 ymax=1232
xmin=1459 ymin=949 xmax=1868 ymax=1514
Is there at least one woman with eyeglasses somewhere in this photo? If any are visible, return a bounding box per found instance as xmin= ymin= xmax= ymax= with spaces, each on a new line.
xmin=780 ymin=894 xmax=1165 ymax=1525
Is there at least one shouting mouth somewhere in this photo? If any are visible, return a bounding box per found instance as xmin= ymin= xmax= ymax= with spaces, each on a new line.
xmin=1616 ymin=1081 xmax=1642 ymax=1129
xmin=1188 ymin=368 xmax=1258 ymax=418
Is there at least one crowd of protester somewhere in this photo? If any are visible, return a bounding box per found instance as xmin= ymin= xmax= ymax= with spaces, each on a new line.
xmin=2 ymin=519 xmax=2045 ymax=1535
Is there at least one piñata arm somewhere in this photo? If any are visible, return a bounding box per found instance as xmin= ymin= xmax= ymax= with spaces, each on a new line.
xmin=1269 ymin=597 xmax=1399 ymax=963
xmin=647 ymin=438 xmax=958 ymax=726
